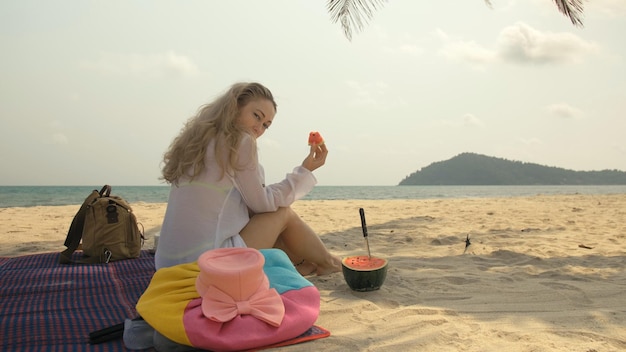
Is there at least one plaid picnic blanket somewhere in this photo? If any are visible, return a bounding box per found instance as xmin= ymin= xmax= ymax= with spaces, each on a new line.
xmin=0 ymin=251 xmax=156 ymax=352
xmin=0 ymin=251 xmax=330 ymax=352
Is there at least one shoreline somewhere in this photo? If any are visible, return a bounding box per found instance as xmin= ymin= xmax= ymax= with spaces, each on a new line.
xmin=2 ymin=184 xmax=626 ymax=208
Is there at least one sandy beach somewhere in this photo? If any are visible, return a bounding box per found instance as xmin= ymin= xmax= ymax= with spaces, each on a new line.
xmin=1 ymin=194 xmax=625 ymax=351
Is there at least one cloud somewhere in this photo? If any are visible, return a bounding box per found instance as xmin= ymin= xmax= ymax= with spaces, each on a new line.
xmin=585 ymin=0 xmax=626 ymax=18
xmin=44 ymin=133 xmax=69 ymax=145
xmin=258 ymin=138 xmax=281 ymax=149
xmin=344 ymin=80 xmax=407 ymax=109
xmin=371 ymin=25 xmax=425 ymax=57
xmin=49 ymin=120 xmax=63 ymax=129
xmin=497 ymin=23 xmax=597 ymax=64
xmin=81 ymin=51 xmax=201 ymax=78
xmin=437 ymin=29 xmax=497 ymax=66
xmin=462 ymin=113 xmax=484 ymax=126
xmin=437 ymin=23 xmax=597 ymax=67
xmin=67 ymin=92 xmax=80 ymax=101
xmin=527 ymin=0 xmax=626 ymax=20
xmin=518 ymin=137 xmax=543 ymax=146
xmin=612 ymin=143 xmax=626 ymax=155
xmin=398 ymin=44 xmax=423 ymax=56
xmin=440 ymin=113 xmax=484 ymax=128
xmin=546 ymin=103 xmax=584 ymax=119
xmin=381 ymin=43 xmax=423 ymax=57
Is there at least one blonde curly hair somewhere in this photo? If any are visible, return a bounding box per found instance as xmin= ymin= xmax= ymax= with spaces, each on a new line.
xmin=161 ymin=82 xmax=276 ymax=185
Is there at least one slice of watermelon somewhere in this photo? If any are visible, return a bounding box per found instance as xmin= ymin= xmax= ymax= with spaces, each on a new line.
xmin=308 ymin=131 xmax=324 ymax=145
xmin=341 ymin=255 xmax=388 ymax=291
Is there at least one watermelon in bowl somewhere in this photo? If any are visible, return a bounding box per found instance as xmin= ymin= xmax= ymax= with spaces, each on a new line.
xmin=342 ymin=255 xmax=388 ymax=292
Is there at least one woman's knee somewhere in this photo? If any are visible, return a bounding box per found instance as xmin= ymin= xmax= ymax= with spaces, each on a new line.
xmin=273 ymin=206 xmax=294 ymax=222
xmin=245 ymin=207 xmax=297 ymax=237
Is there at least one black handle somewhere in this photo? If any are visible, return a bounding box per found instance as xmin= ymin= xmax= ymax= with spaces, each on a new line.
xmin=359 ymin=208 xmax=368 ymax=238
xmin=99 ymin=184 xmax=112 ymax=197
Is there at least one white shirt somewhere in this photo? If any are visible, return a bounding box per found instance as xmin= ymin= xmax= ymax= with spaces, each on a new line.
xmin=155 ymin=134 xmax=316 ymax=269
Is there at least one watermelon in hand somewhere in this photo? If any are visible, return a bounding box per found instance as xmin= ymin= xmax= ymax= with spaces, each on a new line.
xmin=342 ymin=255 xmax=388 ymax=292
xmin=308 ymin=131 xmax=324 ymax=146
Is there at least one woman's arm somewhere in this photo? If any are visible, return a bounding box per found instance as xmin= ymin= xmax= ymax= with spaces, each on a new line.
xmin=232 ymin=135 xmax=317 ymax=213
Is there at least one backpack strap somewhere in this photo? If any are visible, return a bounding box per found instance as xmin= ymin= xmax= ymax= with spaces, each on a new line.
xmin=88 ymin=317 xmax=145 ymax=345
xmin=59 ymin=186 xmax=110 ymax=264
xmin=88 ymin=322 xmax=124 ymax=344
xmin=100 ymin=184 xmax=111 ymax=197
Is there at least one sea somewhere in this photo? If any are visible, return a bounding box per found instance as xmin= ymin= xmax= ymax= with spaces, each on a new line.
xmin=1 ymin=185 xmax=626 ymax=208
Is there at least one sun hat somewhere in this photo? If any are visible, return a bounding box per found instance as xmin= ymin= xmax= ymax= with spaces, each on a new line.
xmin=195 ymin=247 xmax=284 ymax=327
xmin=136 ymin=248 xmax=321 ymax=352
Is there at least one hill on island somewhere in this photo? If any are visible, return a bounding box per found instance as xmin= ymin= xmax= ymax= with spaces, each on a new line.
xmin=399 ymin=153 xmax=626 ymax=185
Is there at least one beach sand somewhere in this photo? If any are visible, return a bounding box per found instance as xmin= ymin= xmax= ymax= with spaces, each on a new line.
xmin=1 ymin=194 xmax=625 ymax=351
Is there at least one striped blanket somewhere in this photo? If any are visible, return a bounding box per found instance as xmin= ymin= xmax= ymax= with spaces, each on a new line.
xmin=0 ymin=251 xmax=329 ymax=352
xmin=0 ymin=251 xmax=155 ymax=352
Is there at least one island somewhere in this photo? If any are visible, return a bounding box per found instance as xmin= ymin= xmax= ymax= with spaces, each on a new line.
xmin=399 ymin=153 xmax=626 ymax=185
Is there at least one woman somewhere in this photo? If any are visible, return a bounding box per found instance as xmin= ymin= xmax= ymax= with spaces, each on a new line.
xmin=155 ymin=82 xmax=341 ymax=276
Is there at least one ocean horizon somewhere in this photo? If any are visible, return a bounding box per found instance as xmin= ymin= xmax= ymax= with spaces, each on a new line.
xmin=2 ymin=185 xmax=626 ymax=208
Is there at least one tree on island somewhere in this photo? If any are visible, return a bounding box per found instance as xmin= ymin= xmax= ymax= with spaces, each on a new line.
xmin=327 ymin=0 xmax=585 ymax=41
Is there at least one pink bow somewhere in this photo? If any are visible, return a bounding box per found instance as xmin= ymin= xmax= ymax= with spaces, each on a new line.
xmin=202 ymin=285 xmax=285 ymax=327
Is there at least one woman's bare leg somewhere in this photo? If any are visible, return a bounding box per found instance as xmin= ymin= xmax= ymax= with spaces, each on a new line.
xmin=240 ymin=207 xmax=341 ymax=276
xmin=273 ymin=237 xmax=318 ymax=276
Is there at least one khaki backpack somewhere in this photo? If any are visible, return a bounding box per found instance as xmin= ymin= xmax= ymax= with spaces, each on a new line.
xmin=60 ymin=185 xmax=144 ymax=264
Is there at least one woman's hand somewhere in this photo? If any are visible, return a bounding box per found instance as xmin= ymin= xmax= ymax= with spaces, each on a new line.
xmin=302 ymin=143 xmax=328 ymax=172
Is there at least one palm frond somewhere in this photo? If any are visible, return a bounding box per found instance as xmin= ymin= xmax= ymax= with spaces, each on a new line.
xmin=327 ymin=0 xmax=387 ymax=41
xmin=488 ymin=0 xmax=584 ymax=26
xmin=329 ymin=0 xmax=585 ymax=41
xmin=552 ymin=0 xmax=585 ymax=26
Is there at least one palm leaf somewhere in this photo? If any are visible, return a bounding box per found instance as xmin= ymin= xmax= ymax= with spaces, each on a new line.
xmin=485 ymin=0 xmax=585 ymax=26
xmin=330 ymin=0 xmax=585 ymax=41
xmin=327 ymin=0 xmax=387 ymax=41
xmin=551 ymin=0 xmax=585 ymax=26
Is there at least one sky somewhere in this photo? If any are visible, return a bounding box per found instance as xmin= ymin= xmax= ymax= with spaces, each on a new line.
xmin=1 ymin=0 xmax=625 ymax=186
